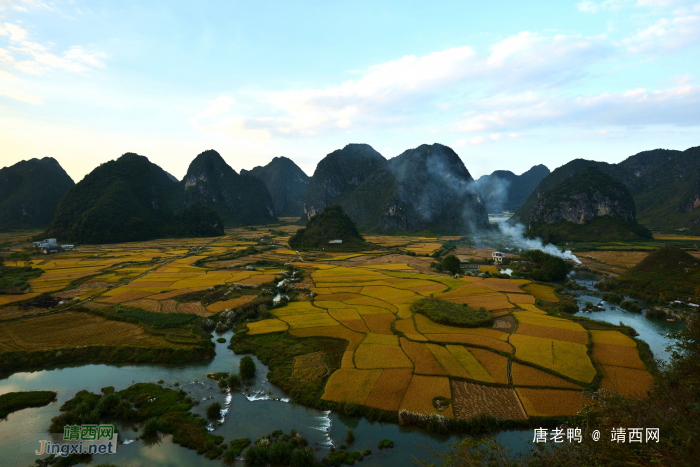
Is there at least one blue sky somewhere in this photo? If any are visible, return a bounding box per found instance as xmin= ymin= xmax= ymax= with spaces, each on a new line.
xmin=1 ymin=0 xmax=699 ymax=182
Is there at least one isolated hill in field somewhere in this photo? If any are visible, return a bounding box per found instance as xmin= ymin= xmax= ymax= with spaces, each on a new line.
xmin=343 ymin=143 xmax=490 ymax=234
xmin=475 ymin=164 xmax=549 ymax=213
xmin=525 ymin=167 xmax=652 ymax=243
xmin=46 ymin=153 xmax=224 ymax=243
xmin=241 ymin=156 xmax=310 ymax=217
xmin=182 ymin=150 xmax=277 ymax=226
xmin=303 ymin=144 xmax=386 ymax=219
xmin=0 ymin=158 xmax=74 ymax=231
xmin=605 ymin=246 xmax=700 ymax=302
xmin=514 ymin=147 xmax=687 ymax=232
xmin=288 ymin=204 xmax=369 ymax=251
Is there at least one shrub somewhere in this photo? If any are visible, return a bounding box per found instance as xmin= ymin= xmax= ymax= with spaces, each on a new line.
xmin=227 ymin=373 xmax=242 ymax=390
xmin=412 ymin=298 xmax=492 ymax=328
xmin=217 ymin=337 xmax=226 ymax=343
xmin=377 ymin=438 xmax=394 ymax=449
xmin=290 ymin=447 xmax=315 ymax=467
xmin=244 ymin=444 xmax=270 ymax=465
xmin=141 ymin=416 xmax=163 ymax=438
xmin=206 ymin=401 xmax=222 ymax=419
xmin=240 ymin=356 xmax=256 ymax=379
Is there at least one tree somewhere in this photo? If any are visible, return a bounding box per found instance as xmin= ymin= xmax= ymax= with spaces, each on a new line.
xmin=0 ymin=255 xmax=5 ymax=267
xmin=442 ymin=255 xmax=461 ymax=275
xmin=240 ymin=355 xmax=256 ymax=379
xmin=8 ymin=252 xmax=31 ymax=267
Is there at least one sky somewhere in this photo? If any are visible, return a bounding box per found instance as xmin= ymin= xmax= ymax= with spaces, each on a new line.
xmin=1 ymin=0 xmax=699 ymax=182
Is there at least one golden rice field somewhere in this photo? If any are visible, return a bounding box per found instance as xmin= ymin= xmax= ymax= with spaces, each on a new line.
xmin=516 ymin=388 xmax=589 ymax=417
xmin=511 ymin=362 xmax=582 ymax=389
xmin=510 ymin=334 xmax=597 ymax=383
xmin=591 ymin=343 xmax=646 ymax=369
xmin=364 ymin=368 xmax=414 ymax=411
xmin=400 ymin=375 xmax=453 ymax=417
xmin=522 ymin=284 xmax=559 ymax=302
xmin=598 ymin=365 xmax=653 ymax=397
xmin=0 ymin=312 xmax=188 ymax=351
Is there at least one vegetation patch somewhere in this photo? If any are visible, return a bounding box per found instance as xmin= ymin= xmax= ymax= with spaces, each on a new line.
xmin=0 ymin=390 xmax=56 ymax=418
xmin=412 ymin=298 xmax=493 ymax=328
xmin=0 ymin=265 xmax=44 ymax=295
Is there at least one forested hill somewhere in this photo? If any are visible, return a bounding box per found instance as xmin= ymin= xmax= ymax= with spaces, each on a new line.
xmin=241 ymin=156 xmax=309 ymax=217
xmin=181 ymin=150 xmax=277 ymax=227
xmin=342 ymin=143 xmax=490 ymax=234
xmin=303 ymin=144 xmax=386 ymax=219
xmin=46 ymin=153 xmax=224 ymax=243
xmin=0 ymin=158 xmax=74 ymax=231
xmin=525 ymin=166 xmax=652 ymax=243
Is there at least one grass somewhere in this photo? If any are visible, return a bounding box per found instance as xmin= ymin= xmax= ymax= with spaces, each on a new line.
xmin=412 ymin=298 xmax=493 ymax=328
xmin=0 ymin=391 xmax=56 ymax=418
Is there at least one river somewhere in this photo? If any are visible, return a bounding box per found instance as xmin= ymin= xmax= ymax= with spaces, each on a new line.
xmin=0 ymin=332 xmax=533 ymax=467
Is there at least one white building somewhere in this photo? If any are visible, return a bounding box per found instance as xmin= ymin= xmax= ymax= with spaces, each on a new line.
xmin=492 ymin=252 xmax=506 ymax=263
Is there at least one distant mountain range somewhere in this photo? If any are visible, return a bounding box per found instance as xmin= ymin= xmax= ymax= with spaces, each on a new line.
xmin=4 ymin=143 xmax=700 ymax=241
xmin=0 ymin=158 xmax=74 ymax=232
xmin=474 ymin=165 xmax=550 ymax=213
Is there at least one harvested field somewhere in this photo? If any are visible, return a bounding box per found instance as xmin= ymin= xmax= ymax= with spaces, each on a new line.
xmin=522 ymin=284 xmax=559 ymax=302
xmin=246 ymin=319 xmax=289 ymax=335
xmin=445 ymin=345 xmax=493 ymax=382
xmin=53 ymin=282 xmax=111 ymax=299
xmin=599 ymin=365 xmax=653 ymax=397
xmin=207 ymin=296 xmax=255 ymax=312
xmin=0 ymin=312 xmax=182 ymax=351
xmin=322 ymin=369 xmax=383 ymax=404
xmin=469 ymin=348 xmax=509 ymax=384
xmin=124 ymin=299 xmax=161 ymax=313
xmin=362 ymin=313 xmax=395 ymax=334
xmin=291 ymin=351 xmax=327 ymax=382
xmin=516 ymin=388 xmax=589 ymax=417
xmin=159 ymin=300 xmax=179 ymax=314
xmin=400 ymin=375 xmax=453 ymax=417
xmin=510 ymin=334 xmax=596 ymax=383
xmin=506 ymin=294 xmax=535 ymax=305
xmin=97 ymin=289 xmax=152 ymax=304
xmin=424 ymin=334 xmax=514 ymax=354
xmin=394 ymin=319 xmax=427 ymax=341
xmin=400 ymin=338 xmax=447 ymax=375
xmin=515 ymin=323 xmax=588 ymax=344
xmin=364 ymin=368 xmax=414 ymax=411
xmin=451 ymin=381 xmax=527 ymax=420
xmin=590 ymin=330 xmax=637 ymax=347
xmin=425 ymin=344 xmax=470 ymax=378
xmin=591 ymin=343 xmax=645 ymax=369
xmin=354 ymin=344 xmax=413 ymax=369
xmin=511 ymin=362 xmax=582 ymax=389
xmin=177 ymin=302 xmax=209 ymax=316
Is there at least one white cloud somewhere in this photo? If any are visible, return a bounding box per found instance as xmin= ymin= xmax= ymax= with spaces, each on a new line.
xmin=0 ymin=22 xmax=27 ymax=41
xmin=623 ymin=14 xmax=700 ymax=52
xmin=0 ymin=84 xmax=41 ymax=103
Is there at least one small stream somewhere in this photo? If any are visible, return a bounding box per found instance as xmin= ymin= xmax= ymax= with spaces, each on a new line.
xmin=568 ymin=271 xmax=684 ymax=362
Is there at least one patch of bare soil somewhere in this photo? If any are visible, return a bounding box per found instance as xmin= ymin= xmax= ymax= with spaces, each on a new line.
xmin=451 ymin=381 xmax=527 ymax=420
xmin=53 ymin=282 xmax=111 ymax=299
xmin=492 ymin=315 xmax=516 ymax=334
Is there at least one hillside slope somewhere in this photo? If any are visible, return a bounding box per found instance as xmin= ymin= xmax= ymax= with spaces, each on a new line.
xmin=182 ymin=150 xmax=277 ymax=226
xmin=343 ymin=143 xmax=490 ymax=234
xmin=0 ymin=158 xmax=74 ymax=231
xmin=303 ymin=144 xmax=386 ymax=219
xmin=242 ymin=157 xmax=309 ymax=217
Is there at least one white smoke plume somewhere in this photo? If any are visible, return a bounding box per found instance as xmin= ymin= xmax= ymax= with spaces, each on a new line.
xmin=497 ymin=222 xmax=581 ymax=264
